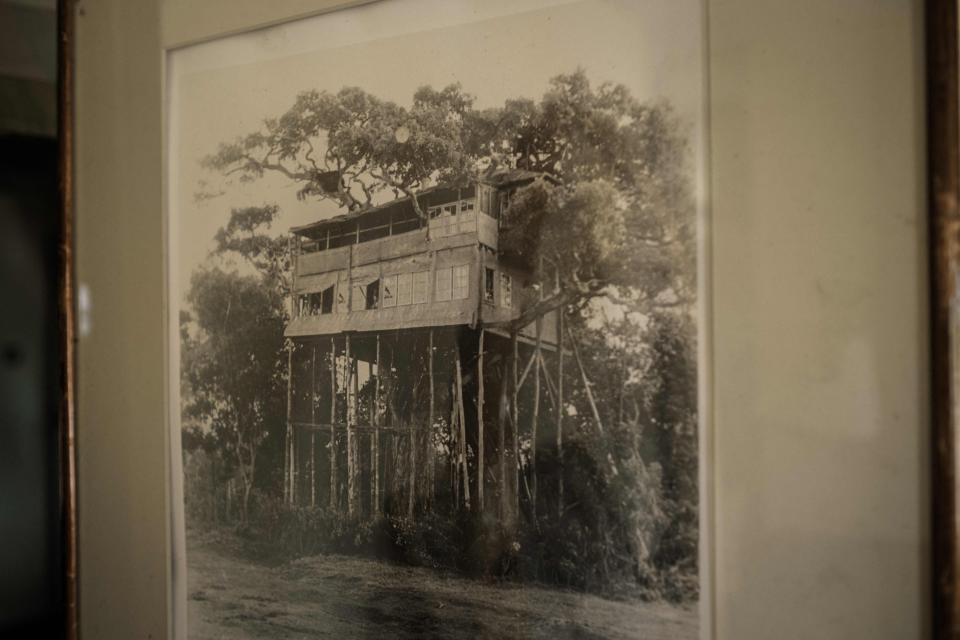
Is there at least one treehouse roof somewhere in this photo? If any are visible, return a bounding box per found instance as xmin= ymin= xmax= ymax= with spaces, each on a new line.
xmin=289 ymin=169 xmax=554 ymax=240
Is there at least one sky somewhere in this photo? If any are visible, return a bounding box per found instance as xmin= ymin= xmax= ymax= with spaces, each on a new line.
xmin=168 ymin=0 xmax=706 ymax=301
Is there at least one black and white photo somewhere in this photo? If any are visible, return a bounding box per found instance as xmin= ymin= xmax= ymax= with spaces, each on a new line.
xmin=168 ymin=1 xmax=707 ymax=637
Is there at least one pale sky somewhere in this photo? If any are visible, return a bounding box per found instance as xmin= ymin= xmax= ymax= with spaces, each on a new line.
xmin=168 ymin=0 xmax=705 ymax=300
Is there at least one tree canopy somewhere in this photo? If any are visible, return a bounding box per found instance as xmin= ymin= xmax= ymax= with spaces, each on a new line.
xmin=203 ymin=69 xmax=695 ymax=328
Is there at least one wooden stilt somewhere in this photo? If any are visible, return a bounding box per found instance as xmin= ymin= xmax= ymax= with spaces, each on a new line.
xmin=569 ymin=325 xmax=604 ymax=435
xmin=428 ymin=329 xmax=435 ymax=504
xmin=557 ymin=298 xmax=564 ymax=518
xmin=511 ymin=330 xmax=519 ymax=519
xmin=531 ymin=315 xmax=541 ymax=514
xmin=455 ymin=346 xmax=470 ymax=510
xmin=285 ymin=342 xmax=293 ymax=505
xmin=451 ymin=380 xmax=460 ymax=509
xmin=407 ymin=335 xmax=417 ymax=519
xmin=310 ymin=344 xmax=317 ymax=507
xmin=329 ymin=337 xmax=338 ymax=511
xmin=347 ymin=335 xmax=357 ymax=517
xmin=498 ymin=356 xmax=507 ymax=520
xmin=476 ymin=329 xmax=485 ymax=511
xmin=373 ymin=334 xmax=381 ymax=514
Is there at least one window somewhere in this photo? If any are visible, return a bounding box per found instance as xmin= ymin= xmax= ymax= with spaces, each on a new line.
xmin=460 ymin=199 xmax=475 ymax=213
xmin=365 ymin=279 xmax=380 ymax=310
xmin=452 ymin=265 xmax=470 ymax=300
xmin=500 ymin=273 xmax=512 ymax=308
xmin=320 ymin=285 xmax=334 ymax=314
xmin=397 ymin=272 xmax=413 ymax=306
xmin=381 ymin=275 xmax=398 ymax=308
xmin=298 ymin=285 xmax=335 ymax=316
xmin=428 ymin=205 xmax=443 ymax=219
xmin=435 ymin=267 xmax=452 ymax=302
xmin=443 ymin=203 xmax=457 ymax=217
xmin=484 ymin=268 xmax=495 ymax=303
xmin=413 ymin=271 xmax=429 ymax=304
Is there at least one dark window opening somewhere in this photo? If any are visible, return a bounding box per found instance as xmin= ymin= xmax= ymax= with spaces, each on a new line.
xmin=299 ymin=285 xmax=335 ymax=316
xmin=365 ymin=279 xmax=380 ymax=310
xmin=484 ymin=268 xmax=495 ymax=303
xmin=320 ymin=285 xmax=334 ymax=314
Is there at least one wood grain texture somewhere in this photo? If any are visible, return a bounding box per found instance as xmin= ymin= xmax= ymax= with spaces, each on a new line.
xmin=928 ymin=0 xmax=960 ymax=637
xmin=56 ymin=0 xmax=77 ymax=637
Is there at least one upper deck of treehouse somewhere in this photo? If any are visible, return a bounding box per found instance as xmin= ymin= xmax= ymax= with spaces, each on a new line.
xmin=284 ymin=170 xmax=558 ymax=344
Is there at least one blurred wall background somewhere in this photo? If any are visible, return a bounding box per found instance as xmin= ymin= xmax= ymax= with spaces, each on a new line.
xmin=0 ymin=0 xmax=64 ymax=636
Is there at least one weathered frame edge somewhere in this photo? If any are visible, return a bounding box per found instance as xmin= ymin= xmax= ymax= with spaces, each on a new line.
xmin=57 ymin=0 xmax=78 ymax=638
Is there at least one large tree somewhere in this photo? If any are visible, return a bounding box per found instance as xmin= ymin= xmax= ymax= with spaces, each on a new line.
xmin=182 ymin=267 xmax=287 ymax=522
xmin=202 ymin=70 xmax=695 ymax=325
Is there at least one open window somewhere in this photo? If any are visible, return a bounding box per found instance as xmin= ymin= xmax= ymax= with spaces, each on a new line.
xmin=365 ymin=279 xmax=380 ymax=310
xmin=484 ymin=268 xmax=495 ymax=303
xmin=320 ymin=285 xmax=334 ymax=314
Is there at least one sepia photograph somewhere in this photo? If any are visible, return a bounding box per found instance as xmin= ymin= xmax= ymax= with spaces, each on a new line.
xmin=167 ymin=1 xmax=706 ymax=637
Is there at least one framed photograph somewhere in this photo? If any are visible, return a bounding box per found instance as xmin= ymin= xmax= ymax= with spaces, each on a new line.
xmin=73 ymin=1 xmax=930 ymax=638
xmin=167 ymin=1 xmax=708 ymax=638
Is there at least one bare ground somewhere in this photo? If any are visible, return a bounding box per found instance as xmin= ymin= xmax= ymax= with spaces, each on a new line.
xmin=186 ymin=529 xmax=698 ymax=639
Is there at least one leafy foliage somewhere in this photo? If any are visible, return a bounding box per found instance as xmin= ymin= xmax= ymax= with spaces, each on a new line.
xmin=182 ymin=267 xmax=287 ymax=521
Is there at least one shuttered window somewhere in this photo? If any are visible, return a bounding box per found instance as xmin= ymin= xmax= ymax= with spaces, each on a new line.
xmin=413 ymin=271 xmax=429 ymax=304
xmin=396 ymin=272 xmax=413 ymax=306
xmin=435 ymin=267 xmax=452 ymax=302
xmin=452 ymin=265 xmax=470 ymax=300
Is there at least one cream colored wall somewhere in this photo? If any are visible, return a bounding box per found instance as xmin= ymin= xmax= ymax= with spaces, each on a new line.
xmin=75 ymin=1 xmax=168 ymax=639
xmin=708 ymin=1 xmax=928 ymax=638
xmin=76 ymin=0 xmax=928 ymax=638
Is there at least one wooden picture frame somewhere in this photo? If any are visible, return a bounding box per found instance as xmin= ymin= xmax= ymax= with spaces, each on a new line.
xmin=70 ymin=1 xmax=930 ymax=638
xmin=928 ymin=0 xmax=960 ymax=638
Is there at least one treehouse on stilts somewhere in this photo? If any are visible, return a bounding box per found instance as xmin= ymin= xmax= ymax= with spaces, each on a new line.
xmin=282 ymin=169 xmax=564 ymax=524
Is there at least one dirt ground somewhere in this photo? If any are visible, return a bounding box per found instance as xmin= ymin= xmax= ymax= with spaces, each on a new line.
xmin=186 ymin=530 xmax=698 ymax=639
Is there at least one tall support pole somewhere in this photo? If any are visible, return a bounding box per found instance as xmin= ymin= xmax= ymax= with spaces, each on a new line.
xmin=373 ymin=334 xmax=381 ymax=514
xmin=557 ymin=292 xmax=565 ymax=518
xmin=451 ymin=380 xmax=460 ymax=509
xmin=531 ymin=256 xmax=543 ymax=515
xmin=454 ymin=346 xmax=471 ymax=510
xmin=511 ymin=330 xmax=520 ymax=520
xmin=285 ymin=342 xmax=293 ymax=505
xmin=310 ymin=344 xmax=317 ymax=507
xmin=532 ymin=317 xmax=541 ymax=515
xmin=476 ymin=329 xmax=485 ymax=511
xmin=428 ymin=330 xmax=436 ymax=505
xmin=346 ymin=334 xmax=356 ymax=517
xmin=498 ymin=357 xmax=507 ymax=520
xmin=407 ymin=336 xmax=418 ymax=519
xmin=329 ymin=337 xmax=338 ymax=511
